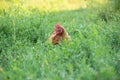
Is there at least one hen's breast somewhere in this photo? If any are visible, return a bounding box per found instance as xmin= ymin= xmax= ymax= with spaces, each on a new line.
xmin=52 ymin=35 xmax=62 ymax=45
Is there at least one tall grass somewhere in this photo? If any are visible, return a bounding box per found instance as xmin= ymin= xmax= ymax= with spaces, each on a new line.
xmin=0 ymin=0 xmax=120 ymax=80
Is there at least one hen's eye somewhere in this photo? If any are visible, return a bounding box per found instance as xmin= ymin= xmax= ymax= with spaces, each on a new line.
xmin=58 ymin=29 xmax=62 ymax=33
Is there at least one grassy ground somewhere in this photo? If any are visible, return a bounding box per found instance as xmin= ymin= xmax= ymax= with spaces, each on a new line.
xmin=0 ymin=0 xmax=120 ymax=80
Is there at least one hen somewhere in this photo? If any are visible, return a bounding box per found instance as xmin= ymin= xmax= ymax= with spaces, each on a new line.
xmin=48 ymin=23 xmax=70 ymax=45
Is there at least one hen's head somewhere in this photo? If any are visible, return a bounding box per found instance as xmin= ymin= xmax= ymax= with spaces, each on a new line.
xmin=55 ymin=23 xmax=64 ymax=35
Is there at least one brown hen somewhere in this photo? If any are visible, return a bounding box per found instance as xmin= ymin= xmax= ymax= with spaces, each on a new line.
xmin=48 ymin=23 xmax=70 ymax=45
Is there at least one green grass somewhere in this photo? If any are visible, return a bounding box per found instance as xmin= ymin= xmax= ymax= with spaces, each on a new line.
xmin=0 ymin=0 xmax=120 ymax=80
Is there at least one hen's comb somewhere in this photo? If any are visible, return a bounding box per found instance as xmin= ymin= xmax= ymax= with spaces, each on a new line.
xmin=56 ymin=23 xmax=61 ymax=28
